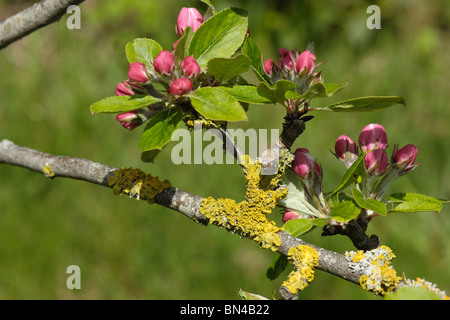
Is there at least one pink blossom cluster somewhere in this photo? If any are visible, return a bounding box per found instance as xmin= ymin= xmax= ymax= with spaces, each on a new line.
xmin=263 ymin=48 xmax=321 ymax=88
xmin=114 ymin=7 xmax=204 ymax=129
xmin=282 ymin=124 xmax=419 ymax=223
xmin=334 ymin=123 xmax=418 ymax=176
xmin=264 ymin=49 xmax=317 ymax=78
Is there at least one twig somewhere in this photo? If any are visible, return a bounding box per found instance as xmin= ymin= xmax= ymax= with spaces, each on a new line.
xmin=0 ymin=0 xmax=85 ymax=50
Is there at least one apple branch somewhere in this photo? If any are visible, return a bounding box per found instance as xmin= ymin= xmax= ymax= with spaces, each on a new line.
xmin=0 ymin=0 xmax=85 ymax=50
xmin=0 ymin=138 xmax=371 ymax=287
xmin=2 ymin=138 xmax=448 ymax=299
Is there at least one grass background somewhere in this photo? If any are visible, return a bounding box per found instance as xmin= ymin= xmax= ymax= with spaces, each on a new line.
xmin=0 ymin=0 xmax=449 ymax=299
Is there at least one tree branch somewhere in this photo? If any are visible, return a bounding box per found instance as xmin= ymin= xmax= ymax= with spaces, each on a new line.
xmin=3 ymin=138 xmax=443 ymax=299
xmin=0 ymin=138 xmax=363 ymax=284
xmin=0 ymin=0 xmax=85 ymax=50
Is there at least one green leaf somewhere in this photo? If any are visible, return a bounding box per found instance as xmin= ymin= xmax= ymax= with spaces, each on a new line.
xmin=218 ymin=85 xmax=273 ymax=105
xmin=331 ymin=152 xmax=367 ymax=195
xmin=387 ymin=193 xmax=448 ymax=213
xmin=257 ymin=80 xmax=296 ymax=104
xmin=200 ymin=0 xmax=213 ymax=7
xmin=241 ymin=36 xmax=271 ymax=83
xmin=311 ymin=96 xmax=406 ymax=112
xmin=173 ymin=27 xmax=194 ymax=62
xmin=266 ymin=254 xmax=288 ymax=281
xmin=352 ymin=188 xmax=387 ymax=216
xmin=207 ymin=54 xmax=251 ymax=83
xmin=296 ymin=82 xmax=348 ymax=100
xmin=90 ymin=95 xmax=162 ymax=114
xmin=126 ymin=38 xmax=162 ymax=69
xmin=190 ymin=87 xmax=248 ymax=121
xmin=141 ymin=149 xmax=162 ymax=163
xmin=311 ymin=218 xmax=331 ymax=227
xmin=329 ymin=200 xmax=361 ymax=222
xmin=188 ymin=7 xmax=248 ymax=68
xmin=384 ymin=286 xmax=441 ymax=300
xmin=283 ymin=218 xmax=314 ymax=237
xmin=138 ymin=108 xmax=183 ymax=151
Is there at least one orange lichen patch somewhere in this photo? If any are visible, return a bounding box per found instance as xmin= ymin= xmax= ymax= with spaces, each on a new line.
xmin=282 ymin=245 xmax=319 ymax=294
xmin=199 ymin=155 xmax=288 ymax=251
xmin=107 ymin=167 xmax=171 ymax=204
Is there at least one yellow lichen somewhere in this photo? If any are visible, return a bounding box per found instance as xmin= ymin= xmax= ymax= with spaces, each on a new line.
xmin=359 ymin=264 xmax=400 ymax=295
xmin=43 ymin=164 xmax=55 ymax=179
xmin=346 ymin=245 xmax=401 ymax=296
xmin=349 ymin=250 xmax=366 ymax=263
xmin=281 ymin=245 xmax=319 ymax=294
xmin=107 ymin=167 xmax=171 ymax=204
xmin=199 ymin=155 xmax=288 ymax=251
xmin=183 ymin=118 xmax=219 ymax=130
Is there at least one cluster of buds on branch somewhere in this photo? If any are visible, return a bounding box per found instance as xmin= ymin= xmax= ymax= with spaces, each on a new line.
xmin=281 ymin=123 xmax=420 ymax=248
xmin=334 ymin=123 xmax=419 ymax=199
xmin=263 ymin=48 xmax=323 ymax=115
xmin=114 ymin=8 xmax=203 ymax=130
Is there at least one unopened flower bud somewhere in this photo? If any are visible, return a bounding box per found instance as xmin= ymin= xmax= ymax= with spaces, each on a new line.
xmin=263 ymin=59 xmax=274 ymax=76
xmin=295 ymin=50 xmax=316 ymax=75
xmin=169 ymin=78 xmax=192 ymax=96
xmin=278 ymin=48 xmax=295 ymax=71
xmin=364 ymin=149 xmax=388 ymax=176
xmin=176 ymin=7 xmax=204 ymax=36
xmin=128 ymin=62 xmax=149 ymax=83
xmin=115 ymin=111 xmax=143 ymax=130
xmin=315 ymin=162 xmax=323 ymax=178
xmin=282 ymin=211 xmax=300 ymax=223
xmin=359 ymin=123 xmax=388 ymax=153
xmin=154 ymin=50 xmax=175 ymax=75
xmin=392 ymin=144 xmax=418 ymax=172
xmin=181 ymin=56 xmax=200 ymax=77
xmin=292 ymin=148 xmax=315 ymax=179
xmin=115 ymin=81 xmax=135 ymax=96
xmin=335 ymin=135 xmax=357 ymax=159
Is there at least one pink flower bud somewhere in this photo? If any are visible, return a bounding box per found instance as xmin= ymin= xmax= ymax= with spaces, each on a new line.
xmin=176 ymin=7 xmax=204 ymax=36
xmin=128 ymin=62 xmax=149 ymax=83
xmin=154 ymin=50 xmax=175 ymax=75
xmin=181 ymin=56 xmax=200 ymax=77
xmin=282 ymin=211 xmax=300 ymax=223
xmin=335 ymin=135 xmax=357 ymax=159
xmin=392 ymin=144 xmax=418 ymax=171
xmin=263 ymin=59 xmax=274 ymax=76
xmin=364 ymin=149 xmax=388 ymax=176
xmin=295 ymin=50 xmax=316 ymax=75
xmin=115 ymin=82 xmax=135 ymax=96
xmin=115 ymin=111 xmax=142 ymax=130
xmin=278 ymin=48 xmax=295 ymax=71
xmin=292 ymin=148 xmax=315 ymax=179
xmin=169 ymin=78 xmax=193 ymax=96
xmin=358 ymin=123 xmax=388 ymax=153
xmin=315 ymin=162 xmax=323 ymax=178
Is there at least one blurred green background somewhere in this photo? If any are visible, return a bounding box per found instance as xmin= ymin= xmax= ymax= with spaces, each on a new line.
xmin=0 ymin=0 xmax=449 ymax=299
